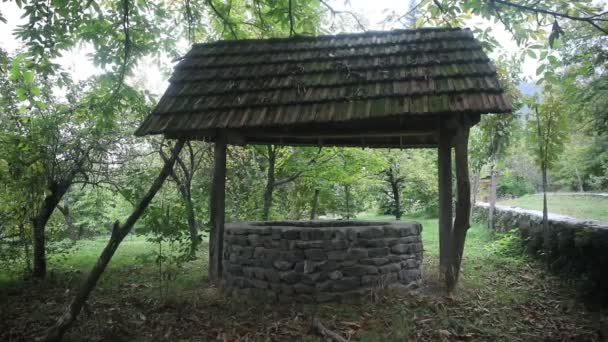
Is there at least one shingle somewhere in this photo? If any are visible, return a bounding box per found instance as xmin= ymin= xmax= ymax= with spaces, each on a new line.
xmin=135 ymin=28 xmax=511 ymax=137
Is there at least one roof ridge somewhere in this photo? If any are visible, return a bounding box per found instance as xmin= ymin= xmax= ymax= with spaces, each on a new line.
xmin=192 ymin=27 xmax=469 ymax=48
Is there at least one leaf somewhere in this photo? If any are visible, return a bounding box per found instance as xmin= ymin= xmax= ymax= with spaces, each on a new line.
xmin=526 ymin=49 xmax=537 ymax=59
xmin=536 ymin=65 xmax=546 ymax=76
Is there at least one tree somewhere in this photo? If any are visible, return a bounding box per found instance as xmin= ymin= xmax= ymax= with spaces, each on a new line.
xmin=527 ymin=95 xmax=567 ymax=233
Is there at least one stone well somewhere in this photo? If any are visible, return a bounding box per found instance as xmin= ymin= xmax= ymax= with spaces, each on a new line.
xmin=223 ymin=220 xmax=423 ymax=303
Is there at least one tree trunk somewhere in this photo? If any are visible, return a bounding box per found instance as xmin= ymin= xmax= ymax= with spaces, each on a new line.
xmin=344 ymin=184 xmax=352 ymax=219
xmin=310 ymin=188 xmax=319 ymax=220
xmin=541 ymin=162 xmax=549 ymax=234
xmin=43 ymin=140 xmax=185 ymax=342
xmin=438 ymin=121 xmax=453 ymax=286
xmin=574 ymin=166 xmax=584 ymax=192
xmin=390 ymin=173 xmax=402 ymax=220
xmin=262 ymin=145 xmax=276 ymax=221
xmin=32 ymin=181 xmax=70 ymax=278
xmin=488 ymin=162 xmax=497 ymax=230
xmin=182 ymin=186 xmax=199 ymax=257
xmin=449 ymin=120 xmax=471 ymax=293
xmin=58 ymin=188 xmax=78 ymax=240
xmin=470 ymin=168 xmax=481 ymax=217
xmin=209 ymin=135 xmax=227 ymax=283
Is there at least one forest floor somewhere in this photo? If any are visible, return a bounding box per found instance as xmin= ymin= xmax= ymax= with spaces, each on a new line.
xmin=1 ymin=217 xmax=606 ymax=341
xmin=498 ymin=193 xmax=608 ymax=222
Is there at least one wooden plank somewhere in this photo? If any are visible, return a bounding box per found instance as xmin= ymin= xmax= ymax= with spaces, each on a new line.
xmin=437 ymin=118 xmax=453 ymax=286
xmin=209 ymin=132 xmax=227 ymax=283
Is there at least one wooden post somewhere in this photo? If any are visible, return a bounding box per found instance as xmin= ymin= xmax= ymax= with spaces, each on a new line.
xmin=450 ymin=116 xmax=471 ymax=292
xmin=437 ymin=119 xmax=453 ymax=285
xmin=209 ymin=133 xmax=227 ymax=283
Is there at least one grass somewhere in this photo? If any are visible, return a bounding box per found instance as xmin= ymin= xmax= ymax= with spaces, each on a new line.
xmin=1 ymin=216 xmax=605 ymax=341
xmin=499 ymin=193 xmax=608 ymax=222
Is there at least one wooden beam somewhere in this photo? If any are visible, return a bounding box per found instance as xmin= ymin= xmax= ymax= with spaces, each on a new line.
xmin=437 ymin=118 xmax=453 ymax=288
xmin=449 ymin=116 xmax=472 ymax=292
xmin=209 ymin=132 xmax=227 ymax=283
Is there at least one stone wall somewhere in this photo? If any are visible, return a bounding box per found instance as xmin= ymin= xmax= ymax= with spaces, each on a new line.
xmin=223 ymin=220 xmax=423 ymax=303
xmin=473 ymin=202 xmax=608 ymax=306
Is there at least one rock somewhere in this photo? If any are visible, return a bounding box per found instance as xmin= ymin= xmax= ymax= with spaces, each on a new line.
xmin=327 ymin=251 xmax=348 ymax=261
xmin=360 ymin=257 xmax=389 ymax=266
xmin=398 ymin=269 xmax=421 ymax=282
xmin=391 ymin=244 xmax=410 ymax=254
xmin=304 ymin=248 xmax=326 ymax=261
xmin=332 ymin=277 xmax=360 ymax=291
xmin=295 ymin=240 xmax=325 ymax=249
xmin=346 ymin=248 xmax=368 ymax=259
xmin=273 ymin=260 xmax=294 ymax=271
xmin=328 ymin=270 xmax=343 ymax=280
xmin=315 ymin=292 xmax=338 ymax=303
xmin=361 ymin=275 xmax=379 ymax=285
xmin=342 ymin=265 xmax=378 ymax=277
xmin=280 ymin=271 xmax=301 ymax=284
xmin=359 ymin=227 xmax=385 ymax=239
xmin=368 ymin=247 xmax=389 ymax=257
xmin=379 ymin=263 xmax=401 ymax=274
xmin=293 ymin=283 xmax=314 ymax=294
xmin=281 ymin=229 xmax=300 ymax=240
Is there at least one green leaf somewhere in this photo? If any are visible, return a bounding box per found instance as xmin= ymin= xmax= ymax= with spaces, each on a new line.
xmin=536 ymin=64 xmax=546 ymax=76
xmin=526 ymin=50 xmax=537 ymax=59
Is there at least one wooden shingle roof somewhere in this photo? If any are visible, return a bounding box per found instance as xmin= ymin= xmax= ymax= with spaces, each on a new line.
xmin=135 ymin=28 xmax=511 ymax=147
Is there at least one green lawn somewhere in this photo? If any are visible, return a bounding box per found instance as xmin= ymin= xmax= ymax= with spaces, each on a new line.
xmin=499 ymin=193 xmax=608 ymax=222
xmin=1 ymin=217 xmax=603 ymax=341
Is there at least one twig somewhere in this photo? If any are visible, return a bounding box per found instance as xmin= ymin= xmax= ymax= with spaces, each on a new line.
xmin=311 ymin=318 xmax=349 ymax=342
xmin=488 ymin=0 xmax=608 ymax=35
xmin=319 ymin=0 xmax=366 ymax=31
xmin=206 ymin=0 xmax=239 ymax=39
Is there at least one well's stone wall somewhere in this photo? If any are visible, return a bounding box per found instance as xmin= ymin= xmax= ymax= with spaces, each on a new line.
xmin=473 ymin=202 xmax=608 ymax=306
xmin=223 ymin=220 xmax=423 ymax=303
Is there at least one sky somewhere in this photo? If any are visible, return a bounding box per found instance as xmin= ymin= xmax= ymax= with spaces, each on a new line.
xmin=0 ymin=0 xmax=565 ymax=95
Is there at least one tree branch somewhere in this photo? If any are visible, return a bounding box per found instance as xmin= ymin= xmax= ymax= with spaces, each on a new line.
xmin=488 ymin=0 xmax=608 ymax=35
xmin=206 ymin=0 xmax=239 ymax=39
xmin=319 ymin=0 xmax=366 ymax=32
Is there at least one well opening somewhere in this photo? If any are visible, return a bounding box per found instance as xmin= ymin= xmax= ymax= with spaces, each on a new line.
xmin=223 ymin=220 xmax=423 ymax=303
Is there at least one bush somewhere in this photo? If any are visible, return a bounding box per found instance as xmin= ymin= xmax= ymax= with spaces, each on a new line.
xmin=497 ymin=173 xmax=536 ymax=198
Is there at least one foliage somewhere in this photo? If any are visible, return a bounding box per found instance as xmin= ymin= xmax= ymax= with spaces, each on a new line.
xmin=496 ymin=170 xmax=536 ymax=198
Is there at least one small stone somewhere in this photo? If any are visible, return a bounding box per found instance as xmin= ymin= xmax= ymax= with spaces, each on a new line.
xmin=315 ymin=292 xmax=338 ymax=303
xmin=282 ymin=229 xmax=300 ymax=240
xmin=294 ymin=283 xmax=314 ymax=294
xmin=368 ymin=247 xmax=389 ymax=257
xmin=346 ymin=248 xmax=368 ymax=259
xmin=379 ymin=263 xmax=401 ymax=274
xmin=273 ymin=260 xmax=293 ymax=271
xmin=399 ymin=269 xmax=422 ymax=283
xmin=342 ymin=265 xmax=378 ymax=277
xmin=265 ymin=269 xmax=280 ymax=283
xmin=327 ymin=251 xmax=348 ymax=261
xmin=359 ymin=227 xmax=385 ymax=239
xmin=391 ymin=244 xmax=410 ymax=254
xmin=304 ymin=248 xmax=326 ymax=261
xmin=302 ymin=272 xmax=324 ymax=285
xmin=360 ymin=257 xmax=389 ymax=266
xmin=250 ymin=279 xmax=268 ymax=289
xmin=295 ymin=240 xmax=325 ymax=249
xmin=328 ymin=270 xmax=343 ymax=280
xmin=280 ymin=271 xmax=301 ymax=284
xmin=332 ymin=277 xmax=360 ymax=291
xmin=361 ymin=275 xmax=379 ymax=285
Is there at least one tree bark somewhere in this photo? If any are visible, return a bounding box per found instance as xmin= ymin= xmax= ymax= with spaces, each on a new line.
xmin=43 ymin=140 xmax=185 ymax=342
xmin=389 ymin=170 xmax=402 ymax=220
xmin=209 ymin=134 xmax=227 ymax=283
xmin=488 ymin=162 xmax=497 ymax=230
xmin=32 ymin=181 xmax=71 ymax=278
xmin=57 ymin=188 xmax=78 ymax=240
xmin=438 ymin=120 xmax=453 ymax=286
xmin=262 ymin=145 xmax=276 ymax=221
xmin=541 ymin=161 xmax=549 ymax=234
xmin=344 ymin=183 xmax=352 ymax=219
xmin=310 ymin=188 xmax=319 ymax=220
xmin=449 ymin=120 xmax=471 ymax=293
